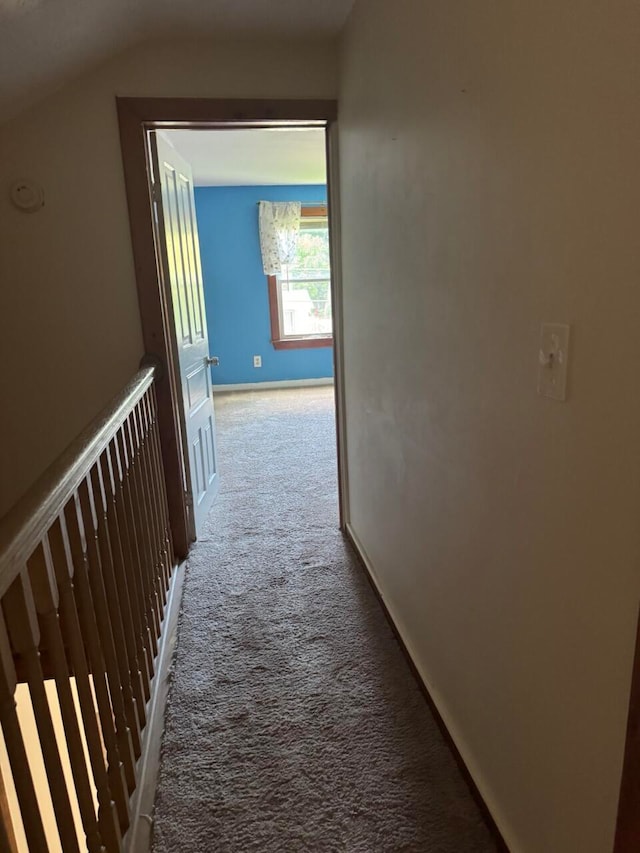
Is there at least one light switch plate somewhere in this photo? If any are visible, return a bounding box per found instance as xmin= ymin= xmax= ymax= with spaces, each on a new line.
xmin=538 ymin=323 xmax=570 ymax=401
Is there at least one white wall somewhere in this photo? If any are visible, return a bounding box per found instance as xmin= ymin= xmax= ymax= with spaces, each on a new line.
xmin=0 ymin=38 xmax=338 ymax=517
xmin=339 ymin=2 xmax=640 ymax=851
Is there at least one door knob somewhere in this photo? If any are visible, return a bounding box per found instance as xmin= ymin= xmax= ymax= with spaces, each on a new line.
xmin=205 ymin=356 xmax=220 ymax=367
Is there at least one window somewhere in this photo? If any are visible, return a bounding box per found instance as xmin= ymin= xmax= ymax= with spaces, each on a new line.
xmin=267 ymin=205 xmax=332 ymax=349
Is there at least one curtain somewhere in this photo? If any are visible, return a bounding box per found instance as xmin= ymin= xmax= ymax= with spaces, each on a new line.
xmin=258 ymin=201 xmax=302 ymax=275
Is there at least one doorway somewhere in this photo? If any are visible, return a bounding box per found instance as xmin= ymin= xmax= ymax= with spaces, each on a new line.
xmin=116 ymin=98 xmax=347 ymax=557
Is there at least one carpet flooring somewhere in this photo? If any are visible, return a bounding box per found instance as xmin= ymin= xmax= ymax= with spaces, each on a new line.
xmin=151 ymin=387 xmax=497 ymax=853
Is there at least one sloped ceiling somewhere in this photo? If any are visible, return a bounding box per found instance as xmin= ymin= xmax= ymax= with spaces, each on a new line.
xmin=0 ymin=0 xmax=353 ymax=122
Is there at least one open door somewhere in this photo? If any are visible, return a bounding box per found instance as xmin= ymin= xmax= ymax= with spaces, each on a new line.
xmin=149 ymin=131 xmax=220 ymax=538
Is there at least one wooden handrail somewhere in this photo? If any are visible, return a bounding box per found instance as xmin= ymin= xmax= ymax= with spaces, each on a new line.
xmin=0 ymin=362 xmax=176 ymax=851
xmin=0 ymin=366 xmax=155 ymax=595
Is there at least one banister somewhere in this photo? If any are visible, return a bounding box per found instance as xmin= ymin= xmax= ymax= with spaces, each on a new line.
xmin=0 ymin=364 xmax=156 ymax=595
xmin=0 ymin=358 xmax=175 ymax=851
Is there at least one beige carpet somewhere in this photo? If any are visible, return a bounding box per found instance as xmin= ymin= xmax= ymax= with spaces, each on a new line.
xmin=151 ymin=387 xmax=496 ymax=852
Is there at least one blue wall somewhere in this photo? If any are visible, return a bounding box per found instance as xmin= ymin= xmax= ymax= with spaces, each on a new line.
xmin=195 ymin=185 xmax=333 ymax=386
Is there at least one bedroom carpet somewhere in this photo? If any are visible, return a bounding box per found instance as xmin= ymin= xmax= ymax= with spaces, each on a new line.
xmin=151 ymin=387 xmax=497 ymax=853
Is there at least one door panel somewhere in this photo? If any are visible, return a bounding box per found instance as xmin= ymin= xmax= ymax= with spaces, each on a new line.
xmin=186 ymin=363 xmax=209 ymax=410
xmin=150 ymin=132 xmax=220 ymax=537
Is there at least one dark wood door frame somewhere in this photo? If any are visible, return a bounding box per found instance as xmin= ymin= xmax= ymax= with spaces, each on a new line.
xmin=116 ymin=97 xmax=339 ymax=559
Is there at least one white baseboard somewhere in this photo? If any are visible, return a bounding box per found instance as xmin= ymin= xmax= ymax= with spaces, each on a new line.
xmin=344 ymin=522 xmax=517 ymax=853
xmin=124 ymin=561 xmax=186 ymax=853
xmin=212 ymin=378 xmax=334 ymax=393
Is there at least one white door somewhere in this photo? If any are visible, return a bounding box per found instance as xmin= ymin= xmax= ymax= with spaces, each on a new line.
xmin=149 ymin=132 xmax=220 ymax=537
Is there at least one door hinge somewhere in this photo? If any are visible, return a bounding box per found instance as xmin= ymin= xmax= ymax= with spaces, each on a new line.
xmin=151 ymin=182 xmax=161 ymax=203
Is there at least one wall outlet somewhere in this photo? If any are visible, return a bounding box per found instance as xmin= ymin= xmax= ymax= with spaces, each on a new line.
xmin=253 ymin=355 xmax=262 ymax=368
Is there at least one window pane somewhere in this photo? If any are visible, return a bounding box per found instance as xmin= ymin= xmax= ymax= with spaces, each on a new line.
xmin=281 ymin=277 xmax=331 ymax=335
xmin=295 ymin=224 xmax=330 ymax=270
xmin=279 ymin=219 xmax=332 ymax=337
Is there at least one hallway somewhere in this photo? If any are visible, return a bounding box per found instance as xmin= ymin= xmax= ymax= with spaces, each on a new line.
xmin=151 ymin=387 xmax=496 ymax=852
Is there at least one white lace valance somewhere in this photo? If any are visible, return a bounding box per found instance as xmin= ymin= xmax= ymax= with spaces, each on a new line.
xmin=258 ymin=201 xmax=302 ymax=275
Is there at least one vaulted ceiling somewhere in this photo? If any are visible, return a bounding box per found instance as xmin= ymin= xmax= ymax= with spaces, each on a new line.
xmin=0 ymin=0 xmax=353 ymax=122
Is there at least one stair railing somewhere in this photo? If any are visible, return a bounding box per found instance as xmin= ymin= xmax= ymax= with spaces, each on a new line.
xmin=0 ymin=363 xmax=175 ymax=852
